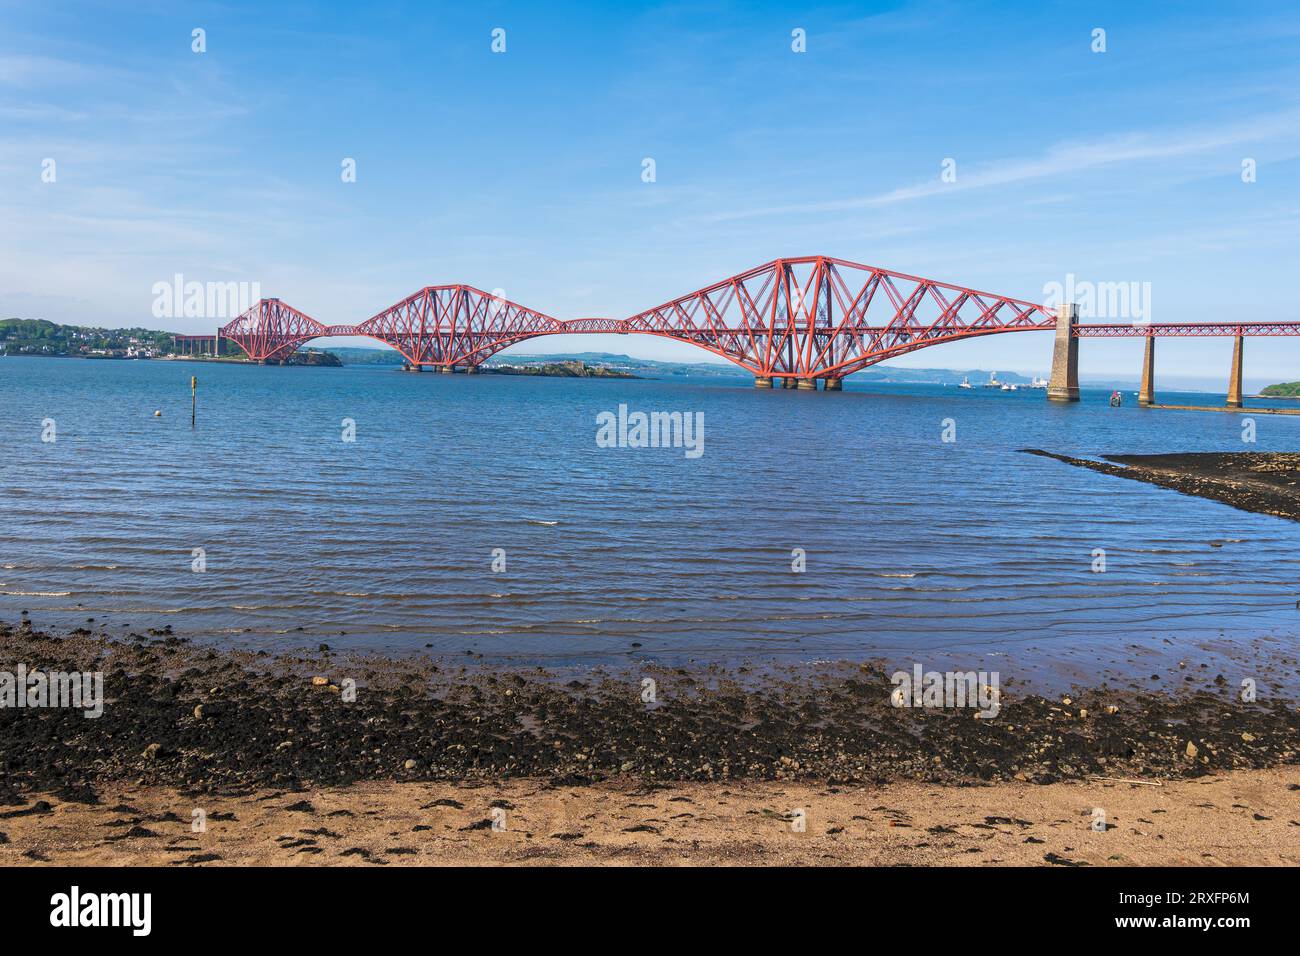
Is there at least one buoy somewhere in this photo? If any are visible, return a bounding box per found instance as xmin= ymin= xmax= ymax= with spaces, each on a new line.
xmin=154 ymin=410 xmax=162 ymax=417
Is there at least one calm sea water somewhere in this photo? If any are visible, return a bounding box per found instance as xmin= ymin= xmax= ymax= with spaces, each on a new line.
xmin=2 ymin=355 xmax=1298 ymax=681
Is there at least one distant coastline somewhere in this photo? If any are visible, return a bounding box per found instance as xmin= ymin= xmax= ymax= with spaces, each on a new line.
xmin=2 ymin=349 xmax=341 ymax=367
xmin=1259 ymin=381 xmax=1300 ymax=398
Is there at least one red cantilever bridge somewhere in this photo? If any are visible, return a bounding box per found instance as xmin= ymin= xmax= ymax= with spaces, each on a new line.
xmin=219 ymin=255 xmax=1300 ymax=402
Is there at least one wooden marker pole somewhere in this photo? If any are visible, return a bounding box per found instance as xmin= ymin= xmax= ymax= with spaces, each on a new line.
xmin=191 ymin=375 xmax=197 ymax=428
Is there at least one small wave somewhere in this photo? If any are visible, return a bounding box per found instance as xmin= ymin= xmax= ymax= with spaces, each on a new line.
xmin=527 ymin=519 xmax=559 ymax=526
xmin=111 ymin=606 xmax=211 ymax=614
xmin=878 ymin=573 xmax=916 ymax=578
xmin=0 ymin=589 xmax=71 ymax=597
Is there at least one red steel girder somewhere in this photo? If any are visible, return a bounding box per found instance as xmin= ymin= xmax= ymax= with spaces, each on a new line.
xmin=1074 ymin=322 xmax=1300 ymax=337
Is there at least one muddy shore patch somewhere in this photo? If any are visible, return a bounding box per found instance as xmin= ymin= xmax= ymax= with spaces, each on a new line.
xmin=0 ymin=622 xmax=1296 ymax=804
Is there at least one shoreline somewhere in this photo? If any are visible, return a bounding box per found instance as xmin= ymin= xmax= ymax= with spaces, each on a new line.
xmin=1145 ymin=402 xmax=1300 ymax=415
xmin=2 ymin=621 xmax=1295 ymax=791
xmin=1 ymin=622 xmax=1296 ymax=865
xmin=1024 ymin=450 xmax=1300 ymax=522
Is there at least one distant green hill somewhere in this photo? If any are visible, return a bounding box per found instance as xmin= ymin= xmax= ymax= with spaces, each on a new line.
xmin=1261 ymin=381 xmax=1300 ymax=397
xmin=1 ymin=318 xmax=176 ymax=357
xmin=326 ymin=346 xmax=405 ymax=364
xmin=0 ymin=317 xmax=343 ymax=364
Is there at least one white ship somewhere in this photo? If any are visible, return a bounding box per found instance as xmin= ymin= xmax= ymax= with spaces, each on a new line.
xmin=1029 ymin=376 xmax=1048 ymax=389
xmin=982 ymin=372 xmax=1002 ymax=388
xmin=958 ymin=376 xmax=973 ymax=389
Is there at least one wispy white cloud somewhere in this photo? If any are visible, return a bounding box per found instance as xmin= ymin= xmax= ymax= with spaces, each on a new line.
xmin=693 ymin=109 xmax=1300 ymax=224
xmin=0 ymin=52 xmax=136 ymax=87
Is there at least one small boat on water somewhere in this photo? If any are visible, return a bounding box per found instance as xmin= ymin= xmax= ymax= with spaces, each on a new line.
xmin=1029 ymin=376 xmax=1048 ymax=389
xmin=983 ymin=372 xmax=1002 ymax=388
xmin=958 ymin=376 xmax=973 ymax=389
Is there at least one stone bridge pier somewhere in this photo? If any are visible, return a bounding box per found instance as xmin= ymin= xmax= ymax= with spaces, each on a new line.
xmin=1226 ymin=335 xmax=1244 ymax=408
xmin=1046 ymin=303 xmax=1080 ymax=402
xmin=1139 ymin=336 xmax=1156 ymax=405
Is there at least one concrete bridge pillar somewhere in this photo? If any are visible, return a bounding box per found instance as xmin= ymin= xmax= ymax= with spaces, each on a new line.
xmin=405 ymin=364 xmax=423 ymax=372
xmin=464 ymin=364 xmax=479 ymax=374
xmin=438 ymin=365 xmax=453 ymax=374
xmin=781 ymin=376 xmax=797 ymax=389
xmin=823 ymin=378 xmax=843 ymax=391
xmin=1226 ymin=335 xmax=1244 ymax=408
xmin=1046 ymin=303 xmax=1080 ymax=402
xmin=797 ymin=378 xmax=818 ymax=390
xmin=1138 ymin=336 xmax=1155 ymax=405
xmin=754 ymin=375 xmax=773 ymax=388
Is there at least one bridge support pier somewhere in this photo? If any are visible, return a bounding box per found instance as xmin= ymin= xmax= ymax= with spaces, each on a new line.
xmin=1226 ymin=335 xmax=1244 ymax=408
xmin=781 ymin=377 xmax=797 ymax=389
xmin=754 ymin=375 xmax=773 ymax=388
xmin=1138 ymin=337 xmax=1155 ymax=405
xmin=464 ymin=364 xmax=478 ymax=374
xmin=404 ymin=364 xmax=423 ymax=372
xmin=823 ymin=378 xmax=843 ymax=391
xmin=1046 ymin=303 xmax=1080 ymax=402
xmin=797 ymin=378 xmax=818 ymax=390
xmin=437 ymin=365 xmax=453 ymax=374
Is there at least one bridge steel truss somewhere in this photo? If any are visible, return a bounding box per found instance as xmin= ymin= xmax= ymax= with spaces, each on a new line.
xmin=217 ymin=257 xmax=1300 ymax=376
xmin=352 ymin=285 xmax=565 ymax=368
xmin=621 ymin=256 xmax=1056 ymax=382
xmin=219 ymin=298 xmax=357 ymax=364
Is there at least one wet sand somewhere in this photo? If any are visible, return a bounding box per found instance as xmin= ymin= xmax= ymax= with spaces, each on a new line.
xmin=2 ymin=769 xmax=1296 ymax=866
xmin=1024 ymin=451 xmax=1300 ymax=522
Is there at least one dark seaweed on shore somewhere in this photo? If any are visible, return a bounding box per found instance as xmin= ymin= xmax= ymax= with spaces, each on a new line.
xmin=1022 ymin=450 xmax=1300 ymax=523
xmin=0 ymin=621 xmax=1296 ymax=801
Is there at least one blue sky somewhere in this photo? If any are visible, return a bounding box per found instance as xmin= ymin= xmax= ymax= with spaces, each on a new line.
xmin=3 ymin=0 xmax=1300 ymax=384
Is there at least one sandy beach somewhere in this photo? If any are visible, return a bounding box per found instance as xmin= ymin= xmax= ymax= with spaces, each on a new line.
xmin=3 ymin=769 xmax=1296 ymax=866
